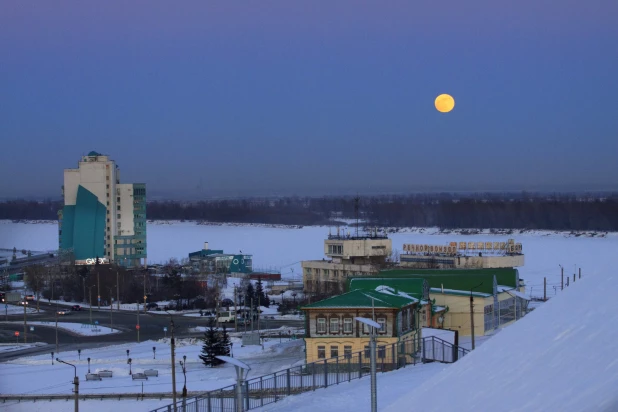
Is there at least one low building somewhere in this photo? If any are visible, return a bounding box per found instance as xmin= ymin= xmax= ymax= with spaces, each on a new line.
xmin=302 ymin=229 xmax=392 ymax=295
xmin=400 ymin=239 xmax=524 ymax=269
xmin=302 ymin=289 xmax=421 ymax=364
xmin=347 ymin=268 xmax=530 ymax=337
xmin=188 ymin=242 xmax=253 ymax=275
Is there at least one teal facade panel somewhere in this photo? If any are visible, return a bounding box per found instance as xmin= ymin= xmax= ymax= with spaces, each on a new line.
xmin=71 ymin=185 xmax=106 ymax=260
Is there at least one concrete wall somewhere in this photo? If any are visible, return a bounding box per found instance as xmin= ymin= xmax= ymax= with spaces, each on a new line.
xmin=399 ymin=254 xmax=524 ymax=269
xmin=302 ymin=260 xmax=379 ymax=293
xmin=325 ymin=238 xmax=392 ymax=259
xmin=116 ymin=184 xmax=135 ymax=236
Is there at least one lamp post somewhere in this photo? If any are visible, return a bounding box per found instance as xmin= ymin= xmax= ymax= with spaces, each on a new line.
xmin=153 ymin=346 xmax=156 ymax=359
xmin=51 ymin=352 xmax=54 ymax=365
xmin=128 ymin=357 xmax=132 ymax=375
xmin=470 ymin=282 xmax=483 ymax=350
xmin=216 ymin=356 xmax=251 ymax=412
xmin=107 ymin=286 xmax=115 ymax=332
xmin=355 ymin=317 xmax=381 ymax=412
xmin=56 ymin=358 xmax=79 ymax=412
xmin=78 ymin=349 xmax=81 ymax=360
xmin=179 ymin=355 xmax=188 ymax=405
xmin=166 ymin=311 xmax=178 ymax=411
xmin=126 ymin=349 xmax=130 ymax=361
xmin=23 ymin=300 xmax=28 ymax=343
xmin=87 ymin=285 xmax=96 ymax=325
xmin=87 ymin=357 xmax=91 ymax=373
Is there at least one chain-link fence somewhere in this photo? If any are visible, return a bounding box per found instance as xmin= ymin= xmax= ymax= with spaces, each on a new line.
xmin=152 ymin=335 xmax=468 ymax=412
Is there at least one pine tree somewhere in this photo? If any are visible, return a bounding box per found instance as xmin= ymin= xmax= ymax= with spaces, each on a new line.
xmin=255 ymin=277 xmax=265 ymax=308
xmin=220 ymin=325 xmax=231 ymax=357
xmin=245 ymin=282 xmax=255 ymax=309
xmin=199 ymin=319 xmax=223 ymax=367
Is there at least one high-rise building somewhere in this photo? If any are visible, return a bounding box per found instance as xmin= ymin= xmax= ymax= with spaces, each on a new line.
xmin=58 ymin=151 xmax=146 ymax=267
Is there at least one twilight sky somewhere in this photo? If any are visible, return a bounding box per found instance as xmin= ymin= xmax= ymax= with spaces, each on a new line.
xmin=1 ymin=1 xmax=617 ymax=199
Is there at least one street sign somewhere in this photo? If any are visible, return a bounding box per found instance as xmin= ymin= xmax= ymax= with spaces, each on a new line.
xmin=94 ymin=320 xmax=99 ymax=325
xmin=163 ymin=327 xmax=168 ymax=332
xmin=4 ymin=304 xmax=7 ymax=309
xmin=136 ymin=325 xmax=140 ymax=330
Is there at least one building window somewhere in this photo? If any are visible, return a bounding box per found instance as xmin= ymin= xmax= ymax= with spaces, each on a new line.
xmin=362 ymin=321 xmax=370 ymax=335
xmin=305 ymin=268 xmax=312 ymax=275
xmin=117 ymin=197 xmax=120 ymax=202
xmin=344 ymin=346 xmax=352 ymax=359
xmin=317 ymin=346 xmax=326 ymax=359
xmin=107 ymin=201 xmax=109 ymax=206
xmin=317 ymin=318 xmax=326 ymax=334
xmin=107 ymin=218 xmax=110 ymax=223
xmin=330 ymin=346 xmax=339 ymax=358
xmin=343 ymin=318 xmax=353 ymax=333
xmin=377 ymin=318 xmax=386 ymax=334
xmin=334 ymin=270 xmax=339 ymax=277
xmin=106 ymin=184 xmax=109 ymax=189
xmin=330 ymin=317 xmax=339 ymax=334
xmin=324 ymin=269 xmax=329 ymax=276
xmin=378 ymin=346 xmax=386 ymax=359
xmin=364 ymin=346 xmax=370 ymax=359
xmin=117 ymin=214 xmax=121 ymax=219
xmin=117 ymin=206 xmax=120 ymax=211
xmin=106 ymin=175 xmax=109 ymax=180
xmin=315 ymin=269 xmax=321 ymax=276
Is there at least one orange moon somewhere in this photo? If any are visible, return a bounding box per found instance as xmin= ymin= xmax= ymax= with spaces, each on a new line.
xmin=435 ymin=94 xmax=455 ymax=113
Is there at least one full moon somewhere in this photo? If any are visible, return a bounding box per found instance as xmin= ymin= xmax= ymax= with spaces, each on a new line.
xmin=435 ymin=94 xmax=455 ymax=113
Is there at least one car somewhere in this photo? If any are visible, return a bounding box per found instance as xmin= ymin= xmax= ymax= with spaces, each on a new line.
xmin=57 ymin=309 xmax=70 ymax=315
xmin=71 ymin=305 xmax=82 ymax=311
xmin=146 ymin=302 xmax=159 ymax=310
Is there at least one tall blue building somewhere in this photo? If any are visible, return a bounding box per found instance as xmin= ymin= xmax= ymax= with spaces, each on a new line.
xmin=58 ymin=152 xmax=147 ymax=267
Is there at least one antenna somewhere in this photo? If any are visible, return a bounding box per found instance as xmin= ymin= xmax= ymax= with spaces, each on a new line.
xmin=354 ymin=196 xmax=360 ymax=238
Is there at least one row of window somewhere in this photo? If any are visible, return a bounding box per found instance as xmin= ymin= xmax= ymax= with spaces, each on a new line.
xmin=327 ymin=244 xmax=343 ymax=255
xmin=316 ymin=345 xmax=388 ymax=360
xmin=316 ymin=317 xmax=386 ymax=335
xmin=306 ymin=268 xmax=348 ymax=277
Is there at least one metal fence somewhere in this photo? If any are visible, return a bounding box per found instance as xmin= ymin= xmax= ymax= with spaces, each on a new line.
xmin=152 ymin=335 xmax=468 ymax=412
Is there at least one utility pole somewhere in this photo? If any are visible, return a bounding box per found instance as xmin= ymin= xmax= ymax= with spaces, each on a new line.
xmin=116 ymin=269 xmax=120 ymax=310
xmin=470 ymin=282 xmax=483 ymax=350
xmin=579 ymin=268 xmax=581 ymax=279
xmin=250 ymin=298 xmax=254 ymax=333
xmin=543 ymin=277 xmax=547 ymax=301
xmin=169 ymin=315 xmax=178 ymax=411
xmin=55 ymin=300 xmax=59 ymax=353
xmin=560 ymin=265 xmax=564 ymax=291
xmin=23 ymin=300 xmax=28 ymax=343
xmin=143 ymin=271 xmax=147 ymax=314
xmin=97 ymin=270 xmax=100 ymax=310
xmin=137 ymin=303 xmax=140 ymax=343
xmin=107 ymin=286 xmax=115 ymax=332
xmin=234 ymin=285 xmax=238 ymax=333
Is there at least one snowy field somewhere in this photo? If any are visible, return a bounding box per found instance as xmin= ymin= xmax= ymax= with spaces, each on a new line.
xmin=1 ymin=337 xmax=305 ymax=401
xmin=3 ymin=304 xmax=39 ymax=315
xmin=1 ymin=220 xmax=617 ymax=299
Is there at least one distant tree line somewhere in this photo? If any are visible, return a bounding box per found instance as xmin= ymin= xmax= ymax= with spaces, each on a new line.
xmin=2 ymin=192 xmax=618 ymax=231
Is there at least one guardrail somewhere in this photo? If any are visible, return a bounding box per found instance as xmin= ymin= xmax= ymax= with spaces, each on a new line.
xmin=151 ymin=335 xmax=469 ymax=412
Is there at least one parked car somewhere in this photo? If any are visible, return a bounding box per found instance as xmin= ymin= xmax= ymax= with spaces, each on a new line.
xmin=146 ymin=302 xmax=159 ymax=310
xmin=71 ymin=305 xmax=82 ymax=311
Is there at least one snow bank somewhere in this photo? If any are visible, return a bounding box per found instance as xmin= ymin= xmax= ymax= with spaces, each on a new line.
xmin=385 ymin=273 xmax=618 ymax=412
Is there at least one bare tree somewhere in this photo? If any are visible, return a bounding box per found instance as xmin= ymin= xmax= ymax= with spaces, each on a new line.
xmin=24 ymin=264 xmax=46 ymax=312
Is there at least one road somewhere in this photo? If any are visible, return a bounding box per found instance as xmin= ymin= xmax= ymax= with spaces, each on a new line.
xmin=0 ymin=301 xmax=304 ymax=361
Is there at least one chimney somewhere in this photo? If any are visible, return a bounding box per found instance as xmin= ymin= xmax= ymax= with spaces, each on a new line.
xmin=204 ymin=242 xmax=209 ymax=250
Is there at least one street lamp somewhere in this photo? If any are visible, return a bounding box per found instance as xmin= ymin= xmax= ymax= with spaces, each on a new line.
xmin=56 ymin=358 xmax=79 ymax=412
xmin=87 ymin=357 xmax=91 ymax=374
xmin=179 ymin=355 xmax=188 ymax=397
xmin=107 ymin=286 xmax=115 ymax=332
xmin=470 ymin=282 xmax=483 ymax=350
xmin=51 ymin=352 xmax=54 ymax=365
xmin=87 ymin=285 xmax=96 ymax=325
xmin=128 ymin=357 xmax=132 ymax=375
xmin=126 ymin=349 xmax=130 ymax=360
xmin=153 ymin=346 xmax=156 ymax=359
xmin=216 ymin=356 xmax=251 ymax=412
xmin=355 ymin=317 xmax=381 ymax=412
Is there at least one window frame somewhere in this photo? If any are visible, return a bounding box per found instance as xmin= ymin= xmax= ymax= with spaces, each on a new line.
xmin=316 ymin=317 xmax=326 ymax=334
xmin=343 ymin=317 xmax=353 ymax=334
xmin=330 ymin=345 xmax=339 ymax=359
xmin=377 ymin=317 xmax=387 ymax=334
xmin=317 ymin=346 xmax=326 ymax=359
xmin=330 ymin=317 xmax=339 ymax=334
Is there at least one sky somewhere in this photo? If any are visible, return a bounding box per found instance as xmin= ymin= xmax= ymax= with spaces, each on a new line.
xmin=1 ymin=1 xmax=617 ymax=199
